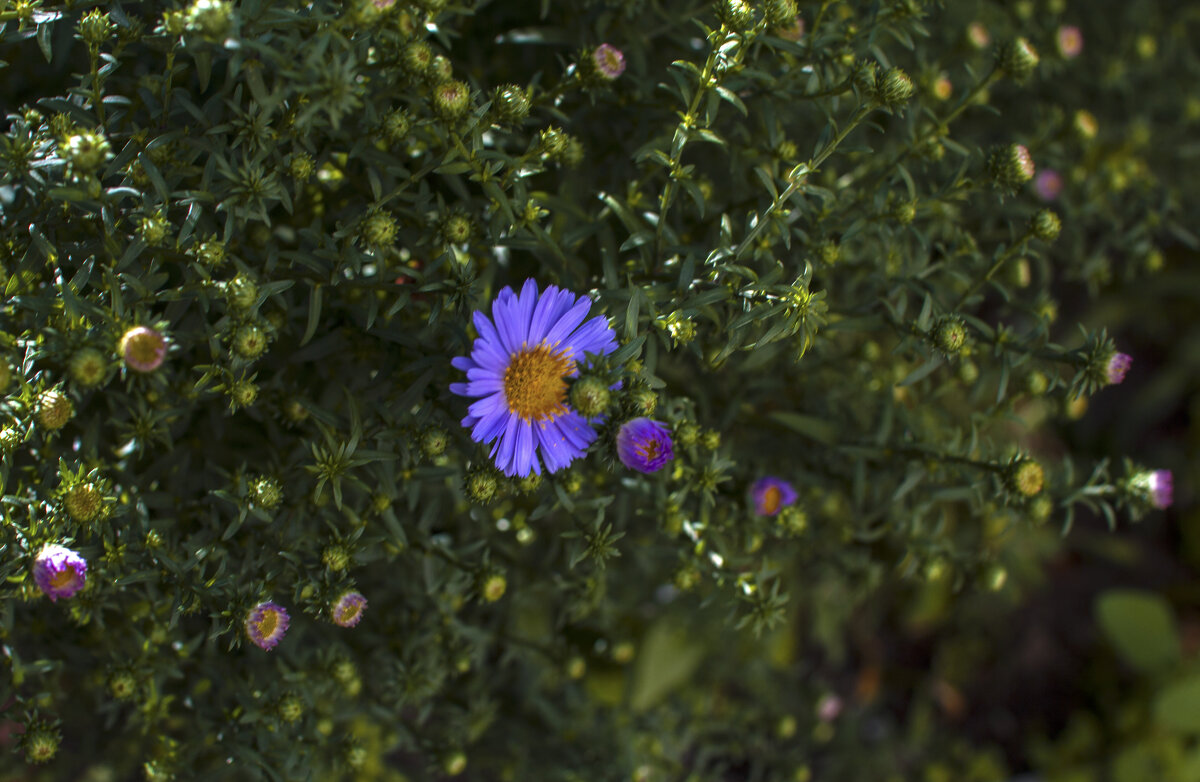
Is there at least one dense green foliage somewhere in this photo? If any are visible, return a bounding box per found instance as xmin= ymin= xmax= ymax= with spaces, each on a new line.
xmin=0 ymin=0 xmax=1195 ymax=779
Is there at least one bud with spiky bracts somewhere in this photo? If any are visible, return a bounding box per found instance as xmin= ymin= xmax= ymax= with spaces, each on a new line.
xmin=931 ymin=317 xmax=968 ymax=356
xmin=998 ymin=37 xmax=1039 ymax=81
xmin=36 ymin=389 xmax=74 ymax=430
xmin=717 ymin=0 xmax=756 ymax=31
xmin=20 ymin=718 xmax=61 ymax=764
xmin=569 ymin=376 xmax=611 ymax=419
xmin=874 ymin=66 xmax=915 ymax=106
xmin=490 ymin=84 xmax=530 ymax=125
xmin=1031 ymin=209 xmax=1061 ymax=242
xmin=465 ymin=465 xmax=500 ymax=504
xmin=987 ymin=143 xmax=1035 ymax=190
xmin=1006 ymin=458 xmax=1045 ymax=498
xmin=764 ymin=0 xmax=798 ymax=31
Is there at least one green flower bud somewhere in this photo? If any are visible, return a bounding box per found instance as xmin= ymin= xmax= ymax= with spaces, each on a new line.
xmin=227 ymin=378 xmax=259 ymax=409
xmin=381 ymin=108 xmax=412 ymax=145
xmin=566 ymin=655 xmax=587 ymax=679
xmin=345 ymin=743 xmax=368 ymax=770
xmin=701 ymin=429 xmax=721 ymax=450
xmin=1031 ymin=209 xmax=1061 ymax=242
xmin=402 ymin=41 xmax=434 ymax=75
xmin=874 ymin=66 xmax=915 ymax=106
xmin=958 ymin=360 xmax=979 ymax=385
xmin=371 ymin=493 xmax=392 ymax=513
xmin=361 ymin=210 xmax=398 ymax=248
xmin=479 ymin=570 xmax=507 ymax=602
xmin=420 ymin=426 xmax=448 ymax=459
xmin=778 ymin=505 xmax=808 ymax=536
xmin=137 ymin=213 xmax=170 ymax=247
xmin=249 ymin=476 xmax=283 ymax=509
xmin=64 ymin=482 xmax=105 ymax=522
xmin=288 ymin=153 xmax=314 ymax=182
xmin=69 ymin=348 xmax=109 ymax=388
xmin=675 ymin=421 xmax=700 ymax=448
xmin=322 ymin=544 xmax=350 ymax=572
xmin=225 ymin=275 xmax=258 ymax=311
xmin=442 ymin=751 xmax=467 ymax=777
xmin=987 ymin=143 xmax=1035 ymax=190
xmin=674 ymin=564 xmax=701 ymax=591
xmin=186 ymin=0 xmax=234 ymax=40
xmin=439 ymin=212 xmax=472 ymax=245
xmin=36 ymin=389 xmax=74 ymax=430
xmin=429 ymin=54 xmax=454 ymax=84
xmin=195 ymin=238 xmax=227 ymax=267
xmin=232 ymin=324 xmax=269 ymax=360
xmin=569 ymin=376 xmax=611 ymax=418
xmin=108 ymin=669 xmax=137 ymax=700
xmin=1007 ymin=459 xmax=1045 ymax=497
xmin=491 ymin=84 xmax=530 ymax=125
xmin=983 ymin=564 xmax=1008 ymax=591
xmin=998 ymin=37 xmax=1039 ymax=81
xmin=516 ymin=472 xmax=542 ymax=494
xmin=78 ymin=9 xmax=116 ymax=47
xmin=816 ymin=240 xmax=841 ymax=266
xmin=538 ymin=126 xmax=568 ymax=160
xmin=764 ymin=0 xmax=798 ymax=31
xmin=61 ymin=130 xmax=112 ymax=174
xmin=931 ymin=317 xmax=968 ymax=356
xmin=431 ymin=80 xmax=471 ymax=120
xmin=1029 ymin=494 xmax=1053 ymax=524
xmin=465 ymin=467 xmax=498 ymax=504
xmin=627 ymin=387 xmax=657 ymax=416
xmin=20 ymin=719 xmax=60 ymax=764
xmin=717 ymin=0 xmax=755 ymax=32
xmin=893 ymin=201 xmax=917 ymax=225
xmin=852 ymin=60 xmax=879 ymax=95
xmin=1025 ymin=371 xmax=1049 ymax=396
xmin=277 ymin=693 xmax=304 ymax=724
xmin=0 ymin=427 xmax=23 ymax=454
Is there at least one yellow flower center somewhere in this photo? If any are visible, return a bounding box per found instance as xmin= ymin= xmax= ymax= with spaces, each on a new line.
xmin=256 ymin=610 xmax=279 ymax=639
xmin=335 ymin=602 xmax=360 ymax=624
xmin=637 ymin=439 xmax=663 ymax=464
xmin=49 ymin=569 xmax=76 ymax=590
xmin=503 ymin=344 xmax=573 ymax=422
xmin=761 ymin=486 xmax=782 ymax=515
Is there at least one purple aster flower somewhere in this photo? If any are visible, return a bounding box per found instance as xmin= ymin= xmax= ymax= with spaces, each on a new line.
xmin=1034 ymin=169 xmax=1063 ymax=202
xmin=592 ymin=43 xmax=626 ymax=80
xmin=450 ymin=278 xmax=619 ymax=477
xmin=32 ymin=544 xmax=87 ymax=601
xmin=1148 ymin=470 xmax=1173 ymax=509
xmin=245 ymin=601 xmax=290 ymax=651
xmin=1106 ymin=352 xmax=1132 ymax=385
xmin=331 ymin=591 xmax=367 ymax=628
xmin=119 ymin=326 xmax=167 ymax=373
xmin=615 ymin=418 xmax=674 ymax=473
xmin=751 ymin=476 xmax=798 ymax=516
xmin=1056 ymin=25 xmax=1083 ymax=59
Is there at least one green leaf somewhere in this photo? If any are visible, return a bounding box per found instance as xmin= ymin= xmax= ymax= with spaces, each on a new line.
xmin=768 ymin=412 xmax=837 ymax=445
xmin=629 ymin=617 xmax=704 ymax=712
xmin=1154 ymin=674 xmax=1200 ymax=733
xmin=1095 ymin=589 xmax=1181 ymax=674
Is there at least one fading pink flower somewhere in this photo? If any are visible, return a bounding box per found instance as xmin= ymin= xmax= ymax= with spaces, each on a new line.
xmin=245 ymin=601 xmax=290 ymax=651
xmin=817 ymin=694 xmax=844 ymax=722
xmin=1056 ymin=26 xmax=1083 ymax=59
xmin=1148 ymin=470 xmax=1173 ymax=509
xmin=1014 ymin=145 xmax=1036 ymax=182
xmin=33 ymin=544 xmax=87 ymax=601
xmin=120 ymin=326 xmax=167 ymax=373
xmin=592 ymin=43 xmax=626 ymax=80
xmin=1106 ymin=352 xmax=1132 ymax=385
xmin=1034 ymin=169 xmax=1063 ymax=202
xmin=331 ymin=591 xmax=367 ymax=628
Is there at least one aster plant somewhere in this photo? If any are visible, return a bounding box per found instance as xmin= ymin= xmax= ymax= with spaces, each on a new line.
xmin=0 ymin=0 xmax=1192 ymax=779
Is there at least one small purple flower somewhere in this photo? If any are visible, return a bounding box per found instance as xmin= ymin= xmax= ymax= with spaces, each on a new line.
xmin=120 ymin=326 xmax=167 ymax=373
xmin=616 ymin=418 xmax=674 ymax=473
xmin=32 ymin=544 xmax=87 ymax=601
xmin=245 ymin=601 xmax=290 ymax=651
xmin=592 ymin=43 xmax=626 ymax=80
xmin=817 ymin=694 xmax=844 ymax=723
xmin=1034 ymin=169 xmax=1063 ymax=202
xmin=1149 ymin=470 xmax=1173 ymax=509
xmin=450 ymin=279 xmax=619 ymax=477
xmin=751 ymin=476 xmax=797 ymax=516
xmin=1056 ymin=25 xmax=1083 ymax=59
xmin=1106 ymin=352 xmax=1132 ymax=385
xmin=331 ymin=591 xmax=367 ymax=628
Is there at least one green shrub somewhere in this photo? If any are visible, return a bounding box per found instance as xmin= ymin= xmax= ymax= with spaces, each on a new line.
xmin=0 ymin=0 xmax=1190 ymax=778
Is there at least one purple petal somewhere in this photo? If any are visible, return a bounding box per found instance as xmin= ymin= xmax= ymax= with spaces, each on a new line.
xmin=543 ymin=296 xmax=594 ymax=348
xmin=514 ymin=419 xmax=538 ymax=476
xmin=452 ymin=355 xmax=476 ymax=372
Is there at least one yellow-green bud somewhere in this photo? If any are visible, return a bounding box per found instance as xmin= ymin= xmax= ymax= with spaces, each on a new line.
xmin=225 ymin=275 xmax=259 ymax=311
xmin=186 ymin=0 xmax=233 ymax=40
xmin=893 ymin=201 xmax=917 ymax=225
xmin=987 ymin=144 xmax=1035 ymax=190
xmin=442 ymin=751 xmax=467 ymax=777
xmin=78 ymin=9 xmax=116 ymax=46
xmin=277 ymin=693 xmax=304 ymax=724
xmin=718 ymin=0 xmax=755 ymax=31
xmin=402 ymin=41 xmax=434 ymax=75
xmin=1008 ymin=460 xmax=1045 ymax=497
xmin=249 ymin=476 xmax=283 ymax=509
xmin=932 ymin=317 xmax=968 ymax=355
xmin=137 ymin=213 xmax=170 ymax=247
xmin=69 ymin=348 xmax=108 ymax=388
xmin=569 ymin=376 xmax=611 ymax=418
xmin=361 ymin=211 xmax=397 ymax=247
xmin=627 ymin=387 xmax=657 ymax=416
xmin=538 ymin=126 xmax=568 ymax=160
xmin=875 ymin=66 xmax=915 ymax=106
xmin=61 ymin=130 xmax=112 ymax=173
xmin=764 ymin=0 xmax=798 ymax=30
xmin=778 ymin=505 xmax=808 ymax=536
xmin=64 ymin=482 xmax=105 ymax=522
xmin=36 ymin=389 xmax=74 ymax=430
xmin=232 ymin=324 xmax=269 ymax=360
xmin=228 ymin=378 xmax=259 ymax=408
xmin=701 ymin=429 xmax=721 ymax=450
xmin=675 ymin=422 xmax=700 ymax=448
xmin=517 ymin=472 xmax=542 ymax=494
xmin=382 ymin=109 xmax=411 ymax=145
xmin=20 ymin=720 xmax=60 ymax=764
xmin=439 ymin=213 xmax=472 ymax=245
xmin=288 ymin=153 xmax=314 ymax=181
xmin=999 ymin=37 xmax=1039 ymax=80
xmin=108 ymin=670 xmax=137 ymax=699
xmin=465 ymin=468 xmax=498 ymax=504
xmin=491 ymin=84 xmax=530 ymax=125
xmin=1025 ymin=371 xmax=1049 ymax=396
xmin=195 ymin=238 xmax=227 ymax=267
xmin=479 ymin=571 xmax=507 ymax=602
xmin=1031 ymin=209 xmax=1061 ymax=242
xmin=431 ymin=80 xmax=471 ymax=121
xmin=420 ymin=426 xmax=448 ymax=459
xmin=322 ymin=544 xmax=350 ymax=572
xmin=0 ymin=427 xmax=22 ymax=454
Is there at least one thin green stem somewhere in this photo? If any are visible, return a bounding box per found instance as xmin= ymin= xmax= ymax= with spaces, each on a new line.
xmin=952 ymin=231 xmax=1031 ymax=311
